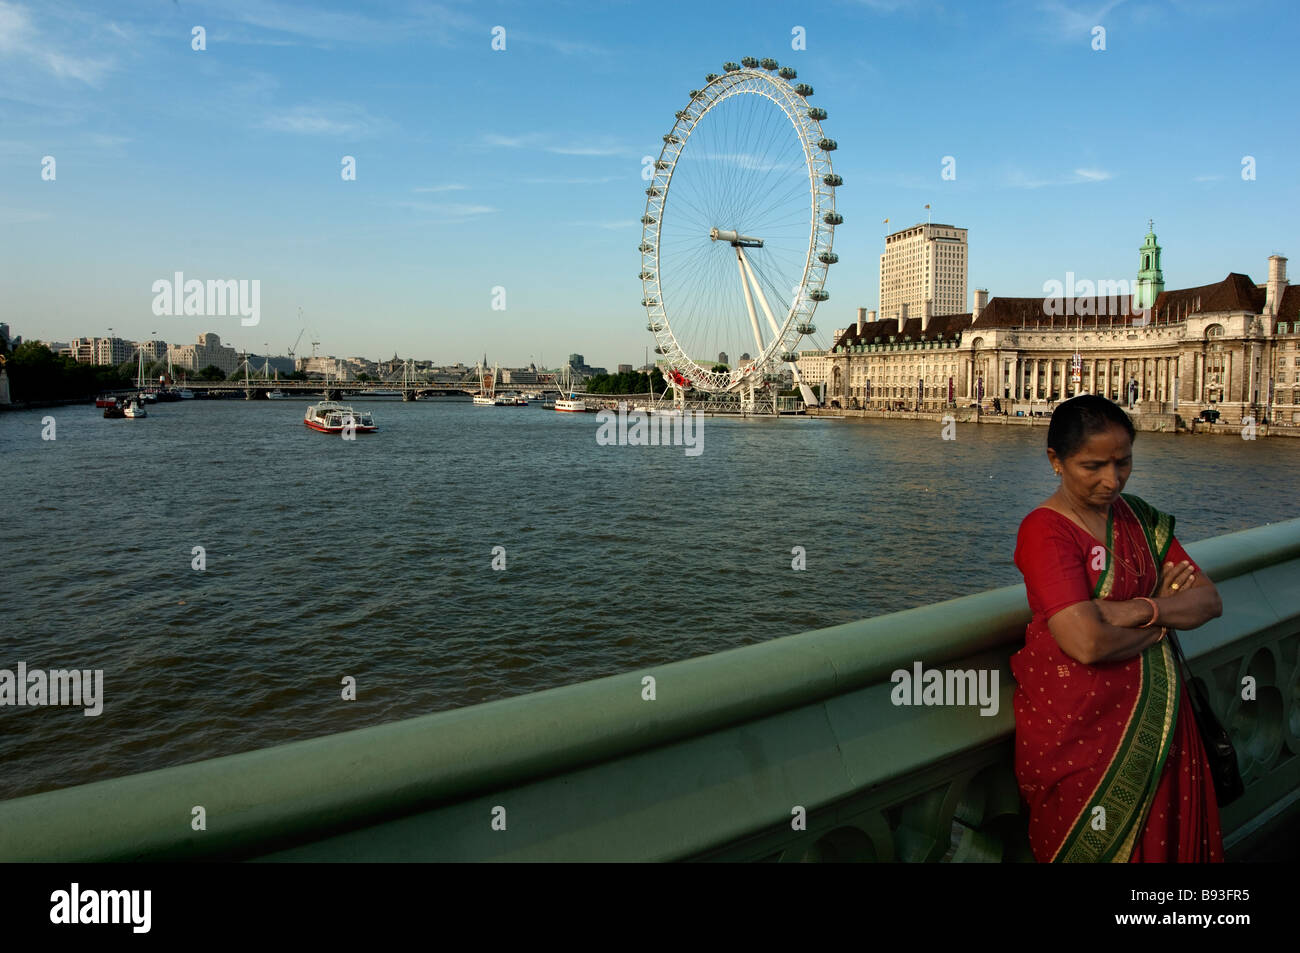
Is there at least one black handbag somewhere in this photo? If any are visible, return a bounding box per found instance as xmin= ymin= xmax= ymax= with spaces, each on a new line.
xmin=1167 ymin=631 xmax=1245 ymax=807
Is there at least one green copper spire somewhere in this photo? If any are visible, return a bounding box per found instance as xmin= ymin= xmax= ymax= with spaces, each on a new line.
xmin=1135 ymin=219 xmax=1164 ymax=310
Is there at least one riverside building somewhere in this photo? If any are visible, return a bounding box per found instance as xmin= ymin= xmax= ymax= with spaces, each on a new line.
xmin=879 ymin=223 xmax=969 ymax=322
xmin=826 ymin=228 xmax=1299 ymax=426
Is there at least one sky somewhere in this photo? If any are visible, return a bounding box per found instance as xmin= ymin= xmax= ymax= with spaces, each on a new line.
xmin=0 ymin=0 xmax=1296 ymax=370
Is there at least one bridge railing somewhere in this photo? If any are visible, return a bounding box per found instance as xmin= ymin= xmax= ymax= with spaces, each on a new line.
xmin=1 ymin=518 xmax=1297 ymax=861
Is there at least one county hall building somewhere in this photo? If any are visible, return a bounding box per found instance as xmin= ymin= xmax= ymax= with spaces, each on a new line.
xmin=825 ymin=225 xmax=1299 ymax=425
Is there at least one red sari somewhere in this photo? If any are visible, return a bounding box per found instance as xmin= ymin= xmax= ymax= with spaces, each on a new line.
xmin=1012 ymin=493 xmax=1224 ymax=862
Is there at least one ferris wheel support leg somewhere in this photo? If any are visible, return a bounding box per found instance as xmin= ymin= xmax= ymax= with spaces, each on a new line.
xmin=734 ymin=247 xmax=766 ymax=358
xmin=737 ymin=250 xmax=785 ymax=342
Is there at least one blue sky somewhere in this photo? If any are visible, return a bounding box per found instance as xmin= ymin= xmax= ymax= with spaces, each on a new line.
xmin=1 ymin=0 xmax=1296 ymax=369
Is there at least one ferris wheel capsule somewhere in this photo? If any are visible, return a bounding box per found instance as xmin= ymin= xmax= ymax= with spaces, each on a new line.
xmin=807 ymin=107 xmax=827 ymax=120
xmin=741 ymin=56 xmax=759 ymax=68
xmin=760 ymin=58 xmax=779 ymax=70
xmin=794 ymin=83 xmax=814 ymax=97
xmin=778 ymin=67 xmax=796 ymax=80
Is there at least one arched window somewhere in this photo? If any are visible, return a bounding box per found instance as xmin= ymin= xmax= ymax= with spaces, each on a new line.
xmin=1205 ymin=324 xmax=1224 ymax=339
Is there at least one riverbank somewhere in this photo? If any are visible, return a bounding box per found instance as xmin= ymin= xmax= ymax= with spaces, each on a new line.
xmin=807 ymin=406 xmax=1300 ymax=437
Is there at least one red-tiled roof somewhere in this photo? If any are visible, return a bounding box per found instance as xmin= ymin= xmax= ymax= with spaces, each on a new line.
xmin=1273 ymin=286 xmax=1300 ymax=326
xmin=1152 ymin=273 xmax=1264 ymax=316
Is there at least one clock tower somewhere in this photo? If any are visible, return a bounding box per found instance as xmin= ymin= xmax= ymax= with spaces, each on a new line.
xmin=1135 ymin=221 xmax=1164 ymax=310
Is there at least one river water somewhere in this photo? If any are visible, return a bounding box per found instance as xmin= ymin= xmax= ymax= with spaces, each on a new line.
xmin=1 ymin=398 xmax=1296 ymax=799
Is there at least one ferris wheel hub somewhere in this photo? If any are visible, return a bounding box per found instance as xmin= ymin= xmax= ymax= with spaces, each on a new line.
xmin=709 ymin=227 xmax=764 ymax=247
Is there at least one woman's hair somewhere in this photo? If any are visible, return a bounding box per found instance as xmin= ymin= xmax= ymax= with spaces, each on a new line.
xmin=1047 ymin=395 xmax=1136 ymax=461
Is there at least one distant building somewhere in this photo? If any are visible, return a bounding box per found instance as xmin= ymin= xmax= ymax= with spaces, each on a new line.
xmin=93 ymin=337 xmax=134 ymax=366
xmin=879 ymin=222 xmax=968 ymax=324
xmin=502 ymin=365 xmax=542 ymax=385
xmin=617 ymin=364 xmax=633 ymax=374
xmin=65 ymin=337 xmax=97 ymax=364
xmin=297 ymin=356 xmax=355 ymax=379
xmin=566 ymin=354 xmax=606 ymax=380
xmin=796 ymin=349 xmax=829 ymax=387
xmin=170 ymin=332 xmax=239 ymax=375
xmin=717 ymin=352 xmax=729 ymax=366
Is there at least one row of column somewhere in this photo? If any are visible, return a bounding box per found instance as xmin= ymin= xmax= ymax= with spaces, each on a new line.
xmin=963 ymin=354 xmax=1184 ymax=404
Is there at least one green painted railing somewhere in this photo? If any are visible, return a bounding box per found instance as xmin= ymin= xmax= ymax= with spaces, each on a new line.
xmin=2 ymin=518 xmax=1298 ymax=862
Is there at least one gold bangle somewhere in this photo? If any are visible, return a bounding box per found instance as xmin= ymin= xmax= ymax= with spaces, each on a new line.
xmin=1136 ymin=596 xmax=1159 ymax=628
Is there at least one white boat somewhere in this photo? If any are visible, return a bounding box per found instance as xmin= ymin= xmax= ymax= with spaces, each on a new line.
xmin=554 ymin=366 xmax=586 ymax=412
xmin=354 ymin=388 xmax=402 ymax=398
xmin=178 ymin=389 xmax=194 ymax=399
xmin=304 ymin=400 xmax=376 ymax=434
xmin=266 ymin=390 xmax=287 ymax=399
xmin=473 ymin=361 xmax=499 ymax=405
xmin=122 ymin=397 xmax=148 ymax=418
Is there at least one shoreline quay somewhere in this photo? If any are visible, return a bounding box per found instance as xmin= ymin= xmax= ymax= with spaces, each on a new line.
xmin=807 ymin=406 xmax=1300 ymax=438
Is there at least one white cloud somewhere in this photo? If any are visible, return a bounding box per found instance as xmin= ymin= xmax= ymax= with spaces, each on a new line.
xmin=1004 ymin=166 xmax=1114 ymax=188
xmin=694 ymin=152 xmax=803 ymax=173
xmin=482 ymin=132 xmax=633 ymax=158
xmin=522 ymin=176 xmax=621 ymax=185
xmin=1036 ymin=0 xmax=1129 ymax=41
xmin=0 ymin=206 xmax=50 ymax=225
xmin=566 ymin=220 xmax=638 ymax=230
xmin=0 ymin=1 xmax=114 ymax=85
xmin=215 ymin=0 xmax=473 ymax=47
xmin=396 ymin=201 xmax=497 ymax=217
xmin=259 ymin=105 xmax=387 ymax=137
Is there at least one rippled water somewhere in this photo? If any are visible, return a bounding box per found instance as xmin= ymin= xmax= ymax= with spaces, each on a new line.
xmin=1 ymin=399 xmax=1296 ymax=798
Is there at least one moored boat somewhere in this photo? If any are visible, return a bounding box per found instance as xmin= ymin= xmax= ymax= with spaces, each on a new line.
xmin=555 ymin=395 xmax=586 ymax=413
xmin=95 ymin=395 xmax=118 ymax=408
xmin=266 ymin=390 xmax=287 ymax=399
xmin=122 ymin=397 xmax=147 ymax=418
xmin=304 ymin=400 xmax=377 ymax=434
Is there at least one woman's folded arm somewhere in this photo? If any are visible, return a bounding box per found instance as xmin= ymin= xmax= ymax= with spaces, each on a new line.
xmin=1093 ymin=573 xmax=1223 ymax=630
xmin=1046 ymin=601 xmax=1166 ymax=665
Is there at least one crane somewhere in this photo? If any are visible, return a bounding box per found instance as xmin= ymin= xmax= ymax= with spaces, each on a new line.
xmin=288 ymin=329 xmax=305 ymax=361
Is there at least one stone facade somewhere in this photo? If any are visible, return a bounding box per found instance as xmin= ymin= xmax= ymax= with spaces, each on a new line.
xmin=828 ymin=247 xmax=1299 ymax=425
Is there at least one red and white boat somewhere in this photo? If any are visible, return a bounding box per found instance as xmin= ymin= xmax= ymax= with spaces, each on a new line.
xmin=304 ymin=401 xmax=377 ymax=434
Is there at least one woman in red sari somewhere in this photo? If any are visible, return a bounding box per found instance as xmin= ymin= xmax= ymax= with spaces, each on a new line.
xmin=1012 ymin=395 xmax=1225 ymax=862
